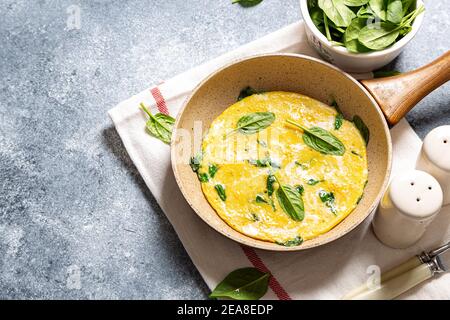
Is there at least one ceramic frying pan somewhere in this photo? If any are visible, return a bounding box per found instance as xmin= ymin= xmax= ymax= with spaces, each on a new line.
xmin=171 ymin=51 xmax=450 ymax=251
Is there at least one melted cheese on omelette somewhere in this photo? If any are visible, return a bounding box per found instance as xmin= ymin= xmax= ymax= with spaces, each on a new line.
xmin=198 ymin=92 xmax=368 ymax=245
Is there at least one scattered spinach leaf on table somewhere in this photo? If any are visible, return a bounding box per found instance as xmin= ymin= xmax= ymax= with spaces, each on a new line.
xmin=209 ymin=267 xmax=270 ymax=300
xmin=140 ymin=103 xmax=175 ymax=144
xmin=373 ymin=70 xmax=401 ymax=78
xmin=231 ymin=0 xmax=263 ymax=8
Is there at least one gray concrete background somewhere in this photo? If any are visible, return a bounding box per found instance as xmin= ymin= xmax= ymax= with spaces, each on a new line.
xmin=0 ymin=0 xmax=448 ymax=299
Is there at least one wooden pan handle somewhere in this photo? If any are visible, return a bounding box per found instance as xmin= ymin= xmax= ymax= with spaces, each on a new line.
xmin=361 ymin=51 xmax=450 ymax=126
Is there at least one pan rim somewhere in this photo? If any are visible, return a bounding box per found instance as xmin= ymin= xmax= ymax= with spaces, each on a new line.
xmin=171 ymin=53 xmax=392 ymax=251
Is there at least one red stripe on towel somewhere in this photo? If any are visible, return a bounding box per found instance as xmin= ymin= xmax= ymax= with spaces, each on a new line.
xmin=150 ymin=87 xmax=169 ymax=115
xmin=240 ymin=245 xmax=292 ymax=300
xmin=153 ymin=87 xmax=291 ymax=301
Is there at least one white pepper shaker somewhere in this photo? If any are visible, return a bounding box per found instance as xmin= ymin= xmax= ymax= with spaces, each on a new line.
xmin=373 ymin=170 xmax=443 ymax=249
xmin=416 ymin=125 xmax=450 ymax=206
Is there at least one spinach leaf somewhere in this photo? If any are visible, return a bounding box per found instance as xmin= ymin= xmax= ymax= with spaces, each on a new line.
xmin=356 ymin=5 xmax=376 ymax=17
xmin=387 ymin=0 xmax=403 ymax=23
xmin=267 ymin=174 xmax=276 ymax=196
xmin=256 ymin=194 xmax=268 ymax=204
xmin=275 ymin=176 xmax=305 ymax=221
xmin=344 ymin=17 xmax=372 ymax=53
xmin=287 ymin=119 xmax=346 ymax=156
xmin=189 ymin=153 xmax=202 ymax=172
xmin=269 ymin=198 xmax=277 ymax=211
xmin=209 ymin=267 xmax=270 ymax=300
xmin=351 ymin=150 xmax=362 ymax=158
xmin=237 ymin=86 xmax=259 ymax=101
xmin=233 ymin=112 xmax=275 ymax=135
xmin=307 ymin=178 xmax=321 ymax=185
xmin=352 ymin=115 xmax=370 ymax=145
xmin=373 ymin=70 xmax=401 ymax=78
xmin=215 ymin=184 xmax=226 ymax=201
xmin=400 ymin=5 xmax=424 ymax=26
xmin=308 ymin=0 xmax=423 ymax=52
xmin=357 ymin=193 xmax=364 ymax=204
xmin=318 ymin=0 xmax=356 ymax=27
xmin=401 ymin=0 xmax=415 ymax=15
xmin=256 ymin=139 xmax=267 ymax=147
xmin=231 ymin=0 xmax=263 ymax=8
xmin=369 ymin=0 xmax=388 ymax=20
xmin=319 ymin=190 xmax=337 ymax=214
xmin=358 ymin=21 xmax=400 ymax=50
xmin=343 ymin=0 xmax=369 ymax=6
xmin=249 ymin=156 xmax=280 ymax=168
xmin=357 ymin=180 xmax=368 ymax=204
xmin=277 ymin=236 xmax=303 ymax=247
xmin=331 ymin=100 xmax=344 ymax=130
xmin=310 ymin=6 xmax=324 ymax=29
xmin=295 ymin=161 xmax=309 ymax=170
xmin=335 ymin=113 xmax=344 ymax=130
xmin=140 ymin=103 xmax=175 ymax=144
xmin=295 ymin=185 xmax=305 ymax=196
xmin=323 ymin=11 xmax=332 ymax=41
xmin=198 ymin=172 xmax=210 ymax=183
xmin=249 ymin=157 xmax=270 ymax=167
xmin=331 ymin=100 xmax=342 ymax=113
xmin=208 ymin=164 xmax=218 ymax=178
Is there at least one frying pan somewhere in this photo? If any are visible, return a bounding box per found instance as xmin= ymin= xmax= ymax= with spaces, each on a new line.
xmin=171 ymin=51 xmax=450 ymax=251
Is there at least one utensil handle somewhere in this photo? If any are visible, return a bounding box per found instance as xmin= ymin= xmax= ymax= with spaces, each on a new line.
xmin=348 ymin=263 xmax=433 ymax=300
xmin=361 ymin=51 xmax=450 ymax=126
xmin=341 ymin=256 xmax=422 ymax=300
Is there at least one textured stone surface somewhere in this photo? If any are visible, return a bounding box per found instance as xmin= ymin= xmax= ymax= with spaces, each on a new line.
xmin=0 ymin=0 xmax=448 ymax=299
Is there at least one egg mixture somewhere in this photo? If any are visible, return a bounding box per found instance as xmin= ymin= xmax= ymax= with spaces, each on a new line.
xmin=196 ymin=91 xmax=368 ymax=245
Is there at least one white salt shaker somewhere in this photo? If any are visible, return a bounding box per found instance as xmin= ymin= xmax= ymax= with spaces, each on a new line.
xmin=373 ymin=170 xmax=443 ymax=249
xmin=416 ymin=125 xmax=450 ymax=206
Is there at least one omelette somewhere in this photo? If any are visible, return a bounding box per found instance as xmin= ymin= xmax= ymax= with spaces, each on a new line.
xmin=191 ymin=91 xmax=368 ymax=246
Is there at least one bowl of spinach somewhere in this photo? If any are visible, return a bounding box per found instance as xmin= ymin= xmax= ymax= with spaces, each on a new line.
xmin=300 ymin=0 xmax=425 ymax=72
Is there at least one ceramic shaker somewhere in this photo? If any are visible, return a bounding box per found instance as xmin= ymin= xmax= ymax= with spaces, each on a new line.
xmin=373 ymin=170 xmax=443 ymax=249
xmin=416 ymin=125 xmax=450 ymax=206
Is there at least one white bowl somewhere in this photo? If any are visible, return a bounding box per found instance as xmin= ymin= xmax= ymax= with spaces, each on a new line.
xmin=300 ymin=0 xmax=425 ymax=73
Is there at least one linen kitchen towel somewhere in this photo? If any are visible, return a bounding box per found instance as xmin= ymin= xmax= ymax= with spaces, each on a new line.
xmin=108 ymin=21 xmax=450 ymax=299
